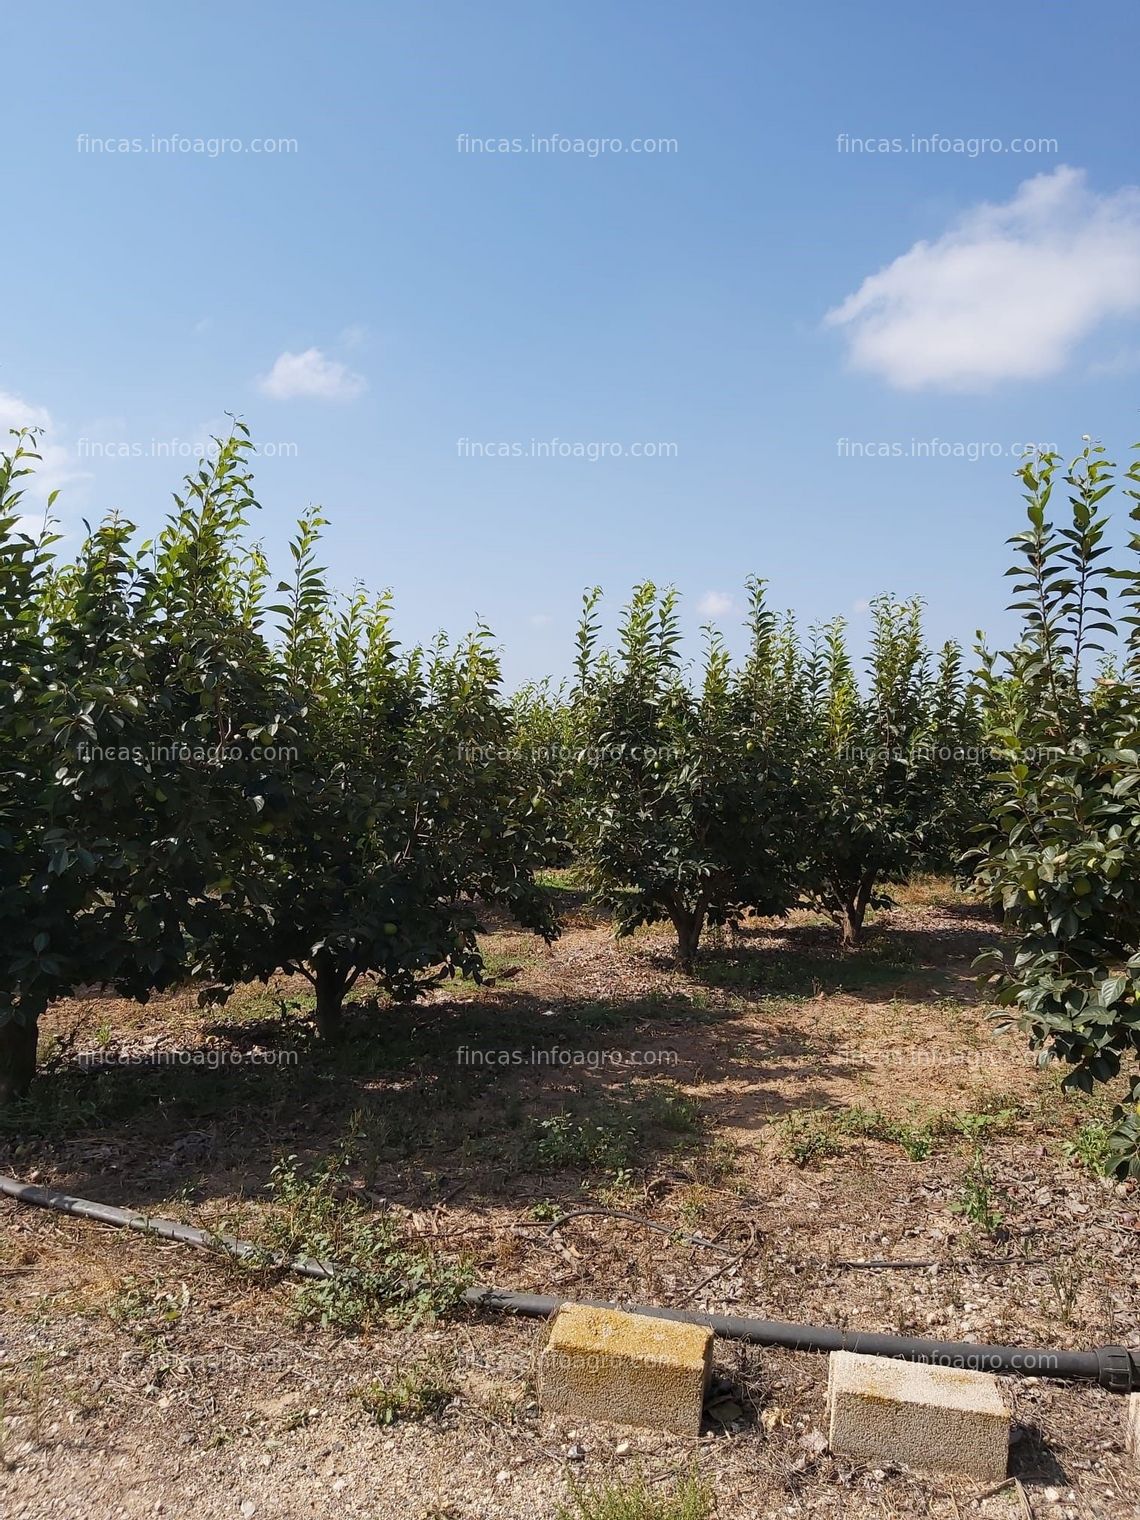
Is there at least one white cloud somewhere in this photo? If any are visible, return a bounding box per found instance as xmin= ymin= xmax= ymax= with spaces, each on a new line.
xmin=826 ymin=166 xmax=1140 ymax=391
xmin=258 ymin=347 xmax=366 ymax=402
xmin=696 ymin=590 xmax=735 ymax=618
xmin=529 ymin=612 xmax=553 ymax=627
xmin=852 ymin=598 xmax=872 ymax=614
xmin=0 ymin=392 xmax=51 ymax=434
xmin=0 ymin=391 xmax=90 ymax=514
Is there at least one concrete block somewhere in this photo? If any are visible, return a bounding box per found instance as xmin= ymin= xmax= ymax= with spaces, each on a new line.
xmin=1127 ymin=1393 xmax=1140 ymax=1465
xmin=538 ymin=1303 xmax=712 ymax=1436
xmin=827 ymin=1350 xmax=1009 ymax=1483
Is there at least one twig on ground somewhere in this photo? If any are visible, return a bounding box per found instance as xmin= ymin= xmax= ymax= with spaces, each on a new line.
xmin=833 ymin=1255 xmax=1056 ymax=1270
xmin=540 ymin=1206 xmax=739 ymax=1257
xmin=677 ymin=1225 xmax=758 ymax=1304
xmin=969 ymin=1477 xmax=1015 ymax=1503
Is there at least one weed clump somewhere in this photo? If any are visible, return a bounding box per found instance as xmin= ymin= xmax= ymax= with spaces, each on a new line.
xmin=262 ymin=1158 xmax=472 ymax=1330
xmin=555 ymin=1472 xmax=713 ymax=1520
xmin=356 ymin=1362 xmax=455 ymax=1425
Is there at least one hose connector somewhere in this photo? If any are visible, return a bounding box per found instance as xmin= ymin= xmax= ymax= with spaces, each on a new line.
xmin=1094 ymin=1346 xmax=1140 ymax=1394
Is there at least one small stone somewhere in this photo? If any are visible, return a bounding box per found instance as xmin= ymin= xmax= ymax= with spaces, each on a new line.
xmin=798 ymin=1427 xmax=827 ymax=1456
xmin=567 ymin=1443 xmax=585 ymax=1461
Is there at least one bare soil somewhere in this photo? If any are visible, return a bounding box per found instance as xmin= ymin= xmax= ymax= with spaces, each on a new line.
xmin=1 ymin=880 xmax=1137 ymax=1520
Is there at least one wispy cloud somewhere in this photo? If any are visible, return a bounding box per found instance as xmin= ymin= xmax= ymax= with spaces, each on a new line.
xmin=258 ymin=347 xmax=366 ymax=402
xmin=826 ymin=167 xmax=1140 ymax=391
xmin=696 ymin=590 xmax=735 ymax=618
xmin=0 ymin=391 xmax=91 ymax=515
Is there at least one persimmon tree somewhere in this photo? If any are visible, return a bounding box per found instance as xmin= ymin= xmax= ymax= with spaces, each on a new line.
xmin=510 ymin=679 xmax=580 ymax=866
xmin=212 ymin=511 xmax=558 ymax=1039
xmin=0 ymin=429 xmax=557 ymax=1102
xmin=572 ymin=582 xmax=799 ymax=967
xmin=974 ymin=441 xmax=1140 ymax=1175
xmin=0 ymin=433 xmax=69 ymax=1101
xmin=0 ymin=428 xmax=290 ymax=1099
xmin=795 ymin=597 xmax=981 ymax=946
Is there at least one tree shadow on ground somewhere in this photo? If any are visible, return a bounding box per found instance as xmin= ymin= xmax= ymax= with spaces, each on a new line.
xmin=0 ymin=984 xmax=854 ymax=1212
xmin=2 ymin=904 xmax=1002 ymax=1216
xmin=691 ymin=920 xmax=956 ymax=1003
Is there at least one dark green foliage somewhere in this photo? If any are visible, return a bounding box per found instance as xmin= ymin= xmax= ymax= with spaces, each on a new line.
xmin=571 ymin=579 xmax=980 ymax=961
xmin=0 ymin=427 xmax=556 ymax=1098
xmin=794 ymin=597 xmax=984 ymax=945
xmin=974 ymin=441 xmax=1140 ymax=1175
xmin=0 ymin=427 xmax=289 ymax=1098
xmin=571 ymin=582 xmax=801 ymax=966
xmin=222 ymin=510 xmax=558 ymax=1035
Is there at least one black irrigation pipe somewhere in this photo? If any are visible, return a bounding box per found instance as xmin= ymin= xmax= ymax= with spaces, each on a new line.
xmin=0 ymin=1174 xmax=338 ymax=1281
xmin=3 ymin=1174 xmax=1137 ymax=1394
xmin=466 ymin=1289 xmax=1140 ymax=1394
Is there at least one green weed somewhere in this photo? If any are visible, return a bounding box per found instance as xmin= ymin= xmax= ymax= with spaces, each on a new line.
xmin=951 ymin=1151 xmax=1007 ymax=1235
xmin=1063 ymin=1119 xmax=1115 ymax=1176
xmin=105 ymin=1278 xmax=191 ymax=1331
xmin=531 ymin=1113 xmax=637 ymax=1172
xmin=262 ymin=1158 xmax=472 ymax=1330
xmin=776 ymin=1111 xmax=846 ymax=1167
xmin=356 ymin=1362 xmax=455 ymax=1425
xmin=555 ymin=1472 xmax=713 ymax=1520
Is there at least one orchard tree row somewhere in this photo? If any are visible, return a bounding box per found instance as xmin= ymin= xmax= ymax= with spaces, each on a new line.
xmin=1 ymin=425 xmax=1138 ymax=1172
xmin=541 ymin=580 xmax=982 ymax=964
xmin=0 ymin=428 xmax=555 ymax=1102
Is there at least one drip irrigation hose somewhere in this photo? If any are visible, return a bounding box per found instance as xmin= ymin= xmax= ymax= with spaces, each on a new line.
xmin=2 ymin=1174 xmax=1136 ymax=1394
xmin=0 ymin=1174 xmax=337 ymax=1280
xmin=464 ymin=1289 xmax=1140 ymax=1394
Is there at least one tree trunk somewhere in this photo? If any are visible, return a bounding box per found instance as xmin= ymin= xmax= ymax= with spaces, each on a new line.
xmin=839 ymin=871 xmax=876 ymax=949
xmin=670 ymin=903 xmax=706 ymax=971
xmin=312 ymin=953 xmax=347 ymax=1042
xmin=839 ymin=903 xmax=862 ymax=948
xmin=0 ymin=1016 xmax=39 ymax=1104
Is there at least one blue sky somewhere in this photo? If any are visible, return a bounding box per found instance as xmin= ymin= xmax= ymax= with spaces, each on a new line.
xmin=6 ymin=0 xmax=1140 ymax=684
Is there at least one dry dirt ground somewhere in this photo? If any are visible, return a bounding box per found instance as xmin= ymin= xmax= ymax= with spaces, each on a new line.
xmin=1 ymin=878 xmax=1137 ymax=1520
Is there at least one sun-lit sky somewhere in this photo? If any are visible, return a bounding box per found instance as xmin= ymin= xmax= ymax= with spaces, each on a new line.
xmin=5 ymin=0 xmax=1140 ymax=683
